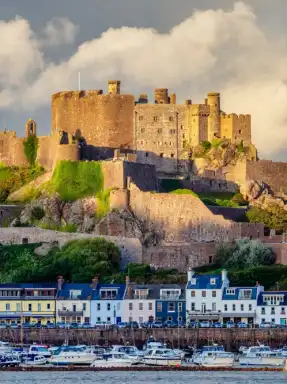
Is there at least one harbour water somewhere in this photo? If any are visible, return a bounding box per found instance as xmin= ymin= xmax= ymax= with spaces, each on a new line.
xmin=1 ymin=371 xmax=287 ymax=384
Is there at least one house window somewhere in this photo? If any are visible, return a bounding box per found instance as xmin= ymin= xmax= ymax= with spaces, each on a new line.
xmin=169 ymin=129 xmax=176 ymax=134
xmin=232 ymin=304 xmax=236 ymax=311
xmin=107 ymin=303 xmax=111 ymax=311
xmin=240 ymin=304 xmax=244 ymax=311
xmin=168 ymin=302 xmax=175 ymax=312
xmin=226 ymin=289 xmax=235 ymax=295
xmin=83 ymin=303 xmax=86 ymax=311
xmin=209 ymin=256 xmax=213 ymax=264
xmin=160 ymin=153 xmax=164 ymax=157
xmin=97 ymin=317 xmax=101 ymax=322
xmin=191 ymin=291 xmax=195 ymax=297
xmin=107 ymin=317 xmax=111 ymax=322
xmin=271 ymin=307 xmax=275 ymax=315
xmin=249 ymin=304 xmax=252 ymax=311
xmin=47 ymin=303 xmax=51 ymax=310
xmin=170 ymin=153 xmax=175 ymax=158
xmin=212 ymin=303 xmax=216 ymax=311
xmin=139 ymin=116 xmax=143 ymax=121
xmin=271 ymin=318 xmax=275 ymax=323
xmin=261 ymin=308 xmax=265 ymax=315
xmin=73 ymin=305 xmax=76 ymax=312
xmin=210 ymin=278 xmax=216 ymax=285
xmin=239 ymin=289 xmax=252 ymax=300
xmin=157 ymin=302 xmax=162 ymax=312
xmin=28 ymin=304 xmax=32 ymax=311
xmin=139 ymin=303 xmax=143 ymax=310
xmin=16 ymin=303 xmax=21 ymax=312
xmin=191 ymin=303 xmax=195 ymax=311
xmin=178 ymin=302 xmax=182 ymax=312
xmin=281 ymin=307 xmax=286 ymax=314
xmin=224 ymin=304 xmax=228 ymax=311
xmin=169 ymin=116 xmax=173 ymax=122
xmin=5 ymin=303 xmax=10 ymax=311
xmin=129 ymin=302 xmax=133 ymax=311
xmin=153 ymin=116 xmax=158 ymax=122
xmin=167 ymin=316 xmax=172 ymax=321
xmin=97 ymin=303 xmax=101 ymax=311
xmin=212 ymin=291 xmax=216 ymax=298
xmin=38 ymin=304 xmax=41 ymax=312
xmin=148 ymin=302 xmax=153 ymax=311
xmin=202 ymin=291 xmax=206 ymax=298
xmin=139 ymin=317 xmax=143 ymax=323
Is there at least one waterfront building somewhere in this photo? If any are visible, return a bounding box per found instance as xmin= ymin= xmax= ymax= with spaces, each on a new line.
xmin=90 ymin=278 xmax=126 ymax=325
xmin=55 ymin=278 xmax=91 ymax=324
xmin=186 ymin=270 xmax=229 ymax=324
xmin=0 ymin=283 xmax=57 ymax=325
xmin=122 ymin=277 xmax=156 ymax=323
xmin=155 ymin=284 xmax=186 ymax=323
xmin=256 ymin=291 xmax=287 ymax=326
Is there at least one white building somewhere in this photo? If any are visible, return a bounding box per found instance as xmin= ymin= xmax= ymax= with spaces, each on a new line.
xmin=256 ymin=291 xmax=287 ymax=326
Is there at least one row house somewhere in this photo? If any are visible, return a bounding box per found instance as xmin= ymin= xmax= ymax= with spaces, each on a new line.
xmin=155 ymin=284 xmax=186 ymax=323
xmin=256 ymin=291 xmax=287 ymax=326
xmin=0 ymin=283 xmax=57 ymax=325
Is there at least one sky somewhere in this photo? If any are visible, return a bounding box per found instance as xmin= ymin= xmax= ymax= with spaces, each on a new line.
xmin=0 ymin=0 xmax=287 ymax=161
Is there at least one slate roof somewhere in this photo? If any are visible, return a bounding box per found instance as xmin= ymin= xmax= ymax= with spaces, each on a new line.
xmin=124 ymin=284 xmax=185 ymax=300
xmin=91 ymin=284 xmax=126 ymax=300
xmin=186 ymin=274 xmax=223 ymax=290
xmin=0 ymin=283 xmax=56 ymax=289
xmin=56 ymin=283 xmax=92 ymax=300
xmin=222 ymin=287 xmax=258 ymax=300
xmin=257 ymin=291 xmax=287 ymax=306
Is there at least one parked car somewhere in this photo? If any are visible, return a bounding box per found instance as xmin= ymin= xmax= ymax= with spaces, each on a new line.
xmin=81 ymin=322 xmax=92 ymax=329
xmin=22 ymin=322 xmax=31 ymax=328
xmin=236 ymin=321 xmax=248 ymax=328
xmin=94 ymin=321 xmax=112 ymax=329
xmin=187 ymin=321 xmax=198 ymax=328
xmin=127 ymin=321 xmax=139 ymax=329
xmin=163 ymin=320 xmax=177 ymax=328
xmin=46 ymin=323 xmax=55 ymax=329
xmin=0 ymin=324 xmax=6 ymax=329
xmin=56 ymin=322 xmax=66 ymax=329
xmin=117 ymin=322 xmax=128 ymax=329
xmin=259 ymin=322 xmax=271 ymax=328
xmin=226 ymin=321 xmax=235 ymax=328
xmin=176 ymin=320 xmax=186 ymax=328
xmin=151 ymin=321 xmax=163 ymax=328
xmin=214 ymin=322 xmax=222 ymax=328
xmin=140 ymin=321 xmax=153 ymax=329
xmin=200 ymin=321 xmax=211 ymax=328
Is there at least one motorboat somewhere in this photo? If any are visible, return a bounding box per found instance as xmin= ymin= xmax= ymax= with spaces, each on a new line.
xmin=193 ymin=346 xmax=235 ymax=368
xmin=142 ymin=348 xmax=182 ymax=367
xmin=281 ymin=346 xmax=287 ymax=357
xmin=0 ymin=341 xmax=12 ymax=354
xmin=49 ymin=346 xmax=97 ymax=366
xmin=239 ymin=345 xmax=286 ymax=367
xmin=90 ymin=352 xmax=137 ymax=367
xmin=111 ymin=345 xmax=143 ymax=360
xmin=0 ymin=353 xmax=20 ymax=368
xmin=142 ymin=337 xmax=184 ymax=358
xmin=21 ymin=355 xmax=47 ymax=366
xmin=29 ymin=344 xmax=51 ymax=358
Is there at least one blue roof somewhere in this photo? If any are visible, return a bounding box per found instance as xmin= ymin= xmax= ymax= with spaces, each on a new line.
xmin=91 ymin=284 xmax=126 ymax=300
xmin=0 ymin=283 xmax=56 ymax=289
xmin=186 ymin=274 xmax=223 ymax=290
xmin=257 ymin=291 xmax=287 ymax=306
xmin=56 ymin=283 xmax=92 ymax=300
xmin=222 ymin=287 xmax=258 ymax=300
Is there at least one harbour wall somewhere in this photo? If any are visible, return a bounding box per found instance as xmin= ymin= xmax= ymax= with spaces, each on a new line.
xmin=1 ymin=328 xmax=287 ymax=351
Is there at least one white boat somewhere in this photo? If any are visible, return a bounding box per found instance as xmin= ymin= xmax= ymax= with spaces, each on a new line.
xmin=0 ymin=341 xmax=12 ymax=354
xmin=49 ymin=346 xmax=96 ymax=366
xmin=142 ymin=337 xmax=184 ymax=358
xmin=90 ymin=352 xmax=137 ymax=367
xmin=0 ymin=353 xmax=20 ymax=367
xmin=143 ymin=348 xmax=182 ymax=367
xmin=281 ymin=346 xmax=287 ymax=357
xmin=239 ymin=345 xmax=286 ymax=367
xmin=111 ymin=345 xmax=143 ymax=360
xmin=192 ymin=345 xmax=234 ymax=368
xmin=21 ymin=355 xmax=47 ymax=366
xmin=29 ymin=344 xmax=51 ymax=358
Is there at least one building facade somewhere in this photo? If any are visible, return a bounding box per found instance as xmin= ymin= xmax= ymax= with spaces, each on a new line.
xmin=256 ymin=291 xmax=287 ymax=326
xmin=155 ymin=284 xmax=186 ymax=323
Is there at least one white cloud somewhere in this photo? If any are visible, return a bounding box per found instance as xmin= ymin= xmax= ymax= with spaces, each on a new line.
xmin=41 ymin=17 xmax=79 ymax=47
xmin=0 ymin=2 xmax=286 ymax=159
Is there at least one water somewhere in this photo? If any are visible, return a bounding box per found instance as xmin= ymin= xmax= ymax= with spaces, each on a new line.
xmin=1 ymin=371 xmax=287 ymax=384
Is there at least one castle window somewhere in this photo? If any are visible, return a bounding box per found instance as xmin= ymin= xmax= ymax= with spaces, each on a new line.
xmin=158 ymin=128 xmax=162 ymax=134
xmin=153 ymin=116 xmax=158 ymax=122
xmin=239 ymin=130 xmax=242 ymax=134
xmin=160 ymin=153 xmax=163 ymax=158
xmin=181 ymin=125 xmax=184 ymax=130
xmin=171 ymin=153 xmax=175 ymax=158
xmin=145 ymin=152 xmax=149 ymax=157
xmin=182 ymin=134 xmax=185 ymax=139
xmin=169 ymin=116 xmax=173 ymax=122
xmin=139 ymin=116 xmax=143 ymax=121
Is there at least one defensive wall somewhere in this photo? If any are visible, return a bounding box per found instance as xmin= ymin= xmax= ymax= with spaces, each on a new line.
xmin=1 ymin=328 xmax=287 ymax=350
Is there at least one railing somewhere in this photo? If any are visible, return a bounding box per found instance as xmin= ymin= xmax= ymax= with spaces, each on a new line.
xmin=58 ymin=310 xmax=83 ymax=316
xmin=160 ymin=295 xmax=181 ymax=300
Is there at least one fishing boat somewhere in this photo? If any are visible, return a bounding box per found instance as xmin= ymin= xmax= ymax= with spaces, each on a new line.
xmin=90 ymin=352 xmax=137 ymax=367
xmin=49 ymin=345 xmax=97 ymax=366
xmin=21 ymin=355 xmax=47 ymax=366
xmin=142 ymin=348 xmax=182 ymax=367
xmin=192 ymin=345 xmax=235 ymax=368
xmin=239 ymin=345 xmax=286 ymax=367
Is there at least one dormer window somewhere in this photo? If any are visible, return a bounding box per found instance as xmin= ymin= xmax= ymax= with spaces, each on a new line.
xmin=239 ymin=289 xmax=252 ymax=300
xmin=70 ymin=290 xmax=81 ymax=299
xmin=226 ymin=289 xmax=235 ymax=295
xmin=210 ymin=278 xmax=216 ymax=285
xmin=100 ymin=289 xmax=118 ymax=300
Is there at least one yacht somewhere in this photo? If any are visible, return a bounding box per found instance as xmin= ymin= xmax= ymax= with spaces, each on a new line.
xmin=193 ymin=345 xmax=235 ymax=368
xmin=142 ymin=337 xmax=184 ymax=358
xmin=21 ymin=355 xmax=47 ymax=366
xmin=143 ymin=348 xmax=182 ymax=367
xmin=91 ymin=352 xmax=137 ymax=367
xmin=111 ymin=345 xmax=143 ymax=360
xmin=49 ymin=346 xmax=96 ymax=366
xmin=239 ymin=345 xmax=286 ymax=367
xmin=0 ymin=341 xmax=12 ymax=354
xmin=0 ymin=353 xmax=20 ymax=368
xmin=28 ymin=344 xmax=51 ymax=358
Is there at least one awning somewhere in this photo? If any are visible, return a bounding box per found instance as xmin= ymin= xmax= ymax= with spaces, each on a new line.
xmin=188 ymin=314 xmax=220 ymax=320
xmin=222 ymin=313 xmax=256 ymax=318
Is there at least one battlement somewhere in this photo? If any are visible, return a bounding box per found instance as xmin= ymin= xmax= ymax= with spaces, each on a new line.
xmin=190 ymin=104 xmax=210 ymax=116
xmin=0 ymin=131 xmax=17 ymax=138
xmin=221 ymin=113 xmax=251 ymax=120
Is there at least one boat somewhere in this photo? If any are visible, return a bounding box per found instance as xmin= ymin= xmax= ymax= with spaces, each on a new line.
xmin=49 ymin=346 xmax=97 ymax=366
xmin=281 ymin=346 xmax=287 ymax=357
xmin=91 ymin=352 xmax=137 ymax=367
xmin=28 ymin=344 xmax=51 ymax=358
xmin=239 ymin=345 xmax=286 ymax=367
xmin=0 ymin=353 xmax=20 ymax=368
xmin=142 ymin=337 xmax=184 ymax=358
xmin=192 ymin=345 xmax=235 ymax=368
xmin=21 ymin=355 xmax=47 ymax=366
xmin=111 ymin=345 xmax=143 ymax=360
xmin=142 ymin=348 xmax=182 ymax=366
xmin=0 ymin=341 xmax=12 ymax=354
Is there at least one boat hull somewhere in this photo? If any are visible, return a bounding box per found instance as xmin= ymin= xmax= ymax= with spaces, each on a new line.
xmin=239 ymin=356 xmax=286 ymax=367
xmin=143 ymin=358 xmax=182 ymax=367
xmin=49 ymin=356 xmax=96 ymax=366
xmin=91 ymin=359 xmax=135 ymax=368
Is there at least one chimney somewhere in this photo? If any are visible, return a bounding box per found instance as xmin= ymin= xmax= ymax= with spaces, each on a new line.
xmin=187 ymin=270 xmax=194 ymax=282
xmin=256 ymin=281 xmax=260 ymax=286
xmin=221 ymin=269 xmax=228 ymax=283
xmin=57 ymin=276 xmax=64 ymax=291
xmin=125 ymin=275 xmax=130 ymax=286
xmin=91 ymin=276 xmax=99 ymax=289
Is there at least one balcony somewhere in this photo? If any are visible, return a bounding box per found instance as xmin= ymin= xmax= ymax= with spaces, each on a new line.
xmin=58 ymin=310 xmax=83 ymax=317
xmin=24 ymin=295 xmax=55 ymax=300
xmin=160 ymin=295 xmax=181 ymax=300
xmin=187 ymin=310 xmax=221 ymax=320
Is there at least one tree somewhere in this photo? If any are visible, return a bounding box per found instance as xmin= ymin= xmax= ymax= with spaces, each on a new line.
xmin=23 ymin=135 xmax=39 ymax=167
xmin=247 ymin=206 xmax=287 ymax=232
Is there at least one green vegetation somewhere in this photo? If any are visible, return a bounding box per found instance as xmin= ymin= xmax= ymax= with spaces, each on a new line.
xmin=23 ymin=135 xmax=39 ymax=167
xmin=0 ymin=166 xmax=44 ymax=203
xmin=247 ymin=206 xmax=287 ymax=232
xmin=236 ymin=140 xmax=245 ymax=153
xmin=96 ymin=189 xmax=111 ymax=220
xmin=211 ymin=138 xmax=223 ymax=149
xmin=44 ymin=161 xmax=104 ymax=201
xmin=170 ymin=189 xmax=198 ymax=197
xmin=31 ymin=206 xmax=45 ymax=221
xmin=197 ymin=191 xmax=247 ymax=208
xmin=200 ymin=141 xmax=211 ymax=151
xmin=160 ymin=179 xmax=183 ymax=192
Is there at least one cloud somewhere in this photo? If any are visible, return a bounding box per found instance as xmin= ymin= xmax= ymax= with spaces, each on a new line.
xmin=0 ymin=2 xmax=286 ymax=159
xmin=40 ymin=17 xmax=79 ymax=47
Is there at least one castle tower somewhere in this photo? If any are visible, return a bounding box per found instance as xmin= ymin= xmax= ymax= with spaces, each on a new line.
xmin=154 ymin=88 xmax=169 ymax=104
xmin=108 ymin=80 xmax=121 ymax=94
xmin=207 ymin=92 xmax=220 ymax=141
xmin=25 ymin=118 xmax=37 ymax=137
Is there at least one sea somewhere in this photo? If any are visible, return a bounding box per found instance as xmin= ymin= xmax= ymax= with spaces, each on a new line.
xmin=1 ymin=371 xmax=287 ymax=384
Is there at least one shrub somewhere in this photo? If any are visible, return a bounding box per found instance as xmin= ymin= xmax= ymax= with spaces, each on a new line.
xmin=236 ymin=140 xmax=245 ymax=153
xmin=58 ymin=224 xmax=77 ymax=233
xmin=31 ymin=207 xmax=45 ymax=221
xmin=231 ymin=193 xmax=248 ymax=206
xmin=96 ymin=189 xmax=111 ymax=220
xmin=23 ymin=135 xmax=39 ymax=167
xmin=200 ymin=141 xmax=211 ymax=151
xmin=247 ymin=206 xmax=287 ymax=232
xmin=211 ymin=138 xmax=223 ymax=149
xmin=170 ymin=189 xmax=198 ymax=197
